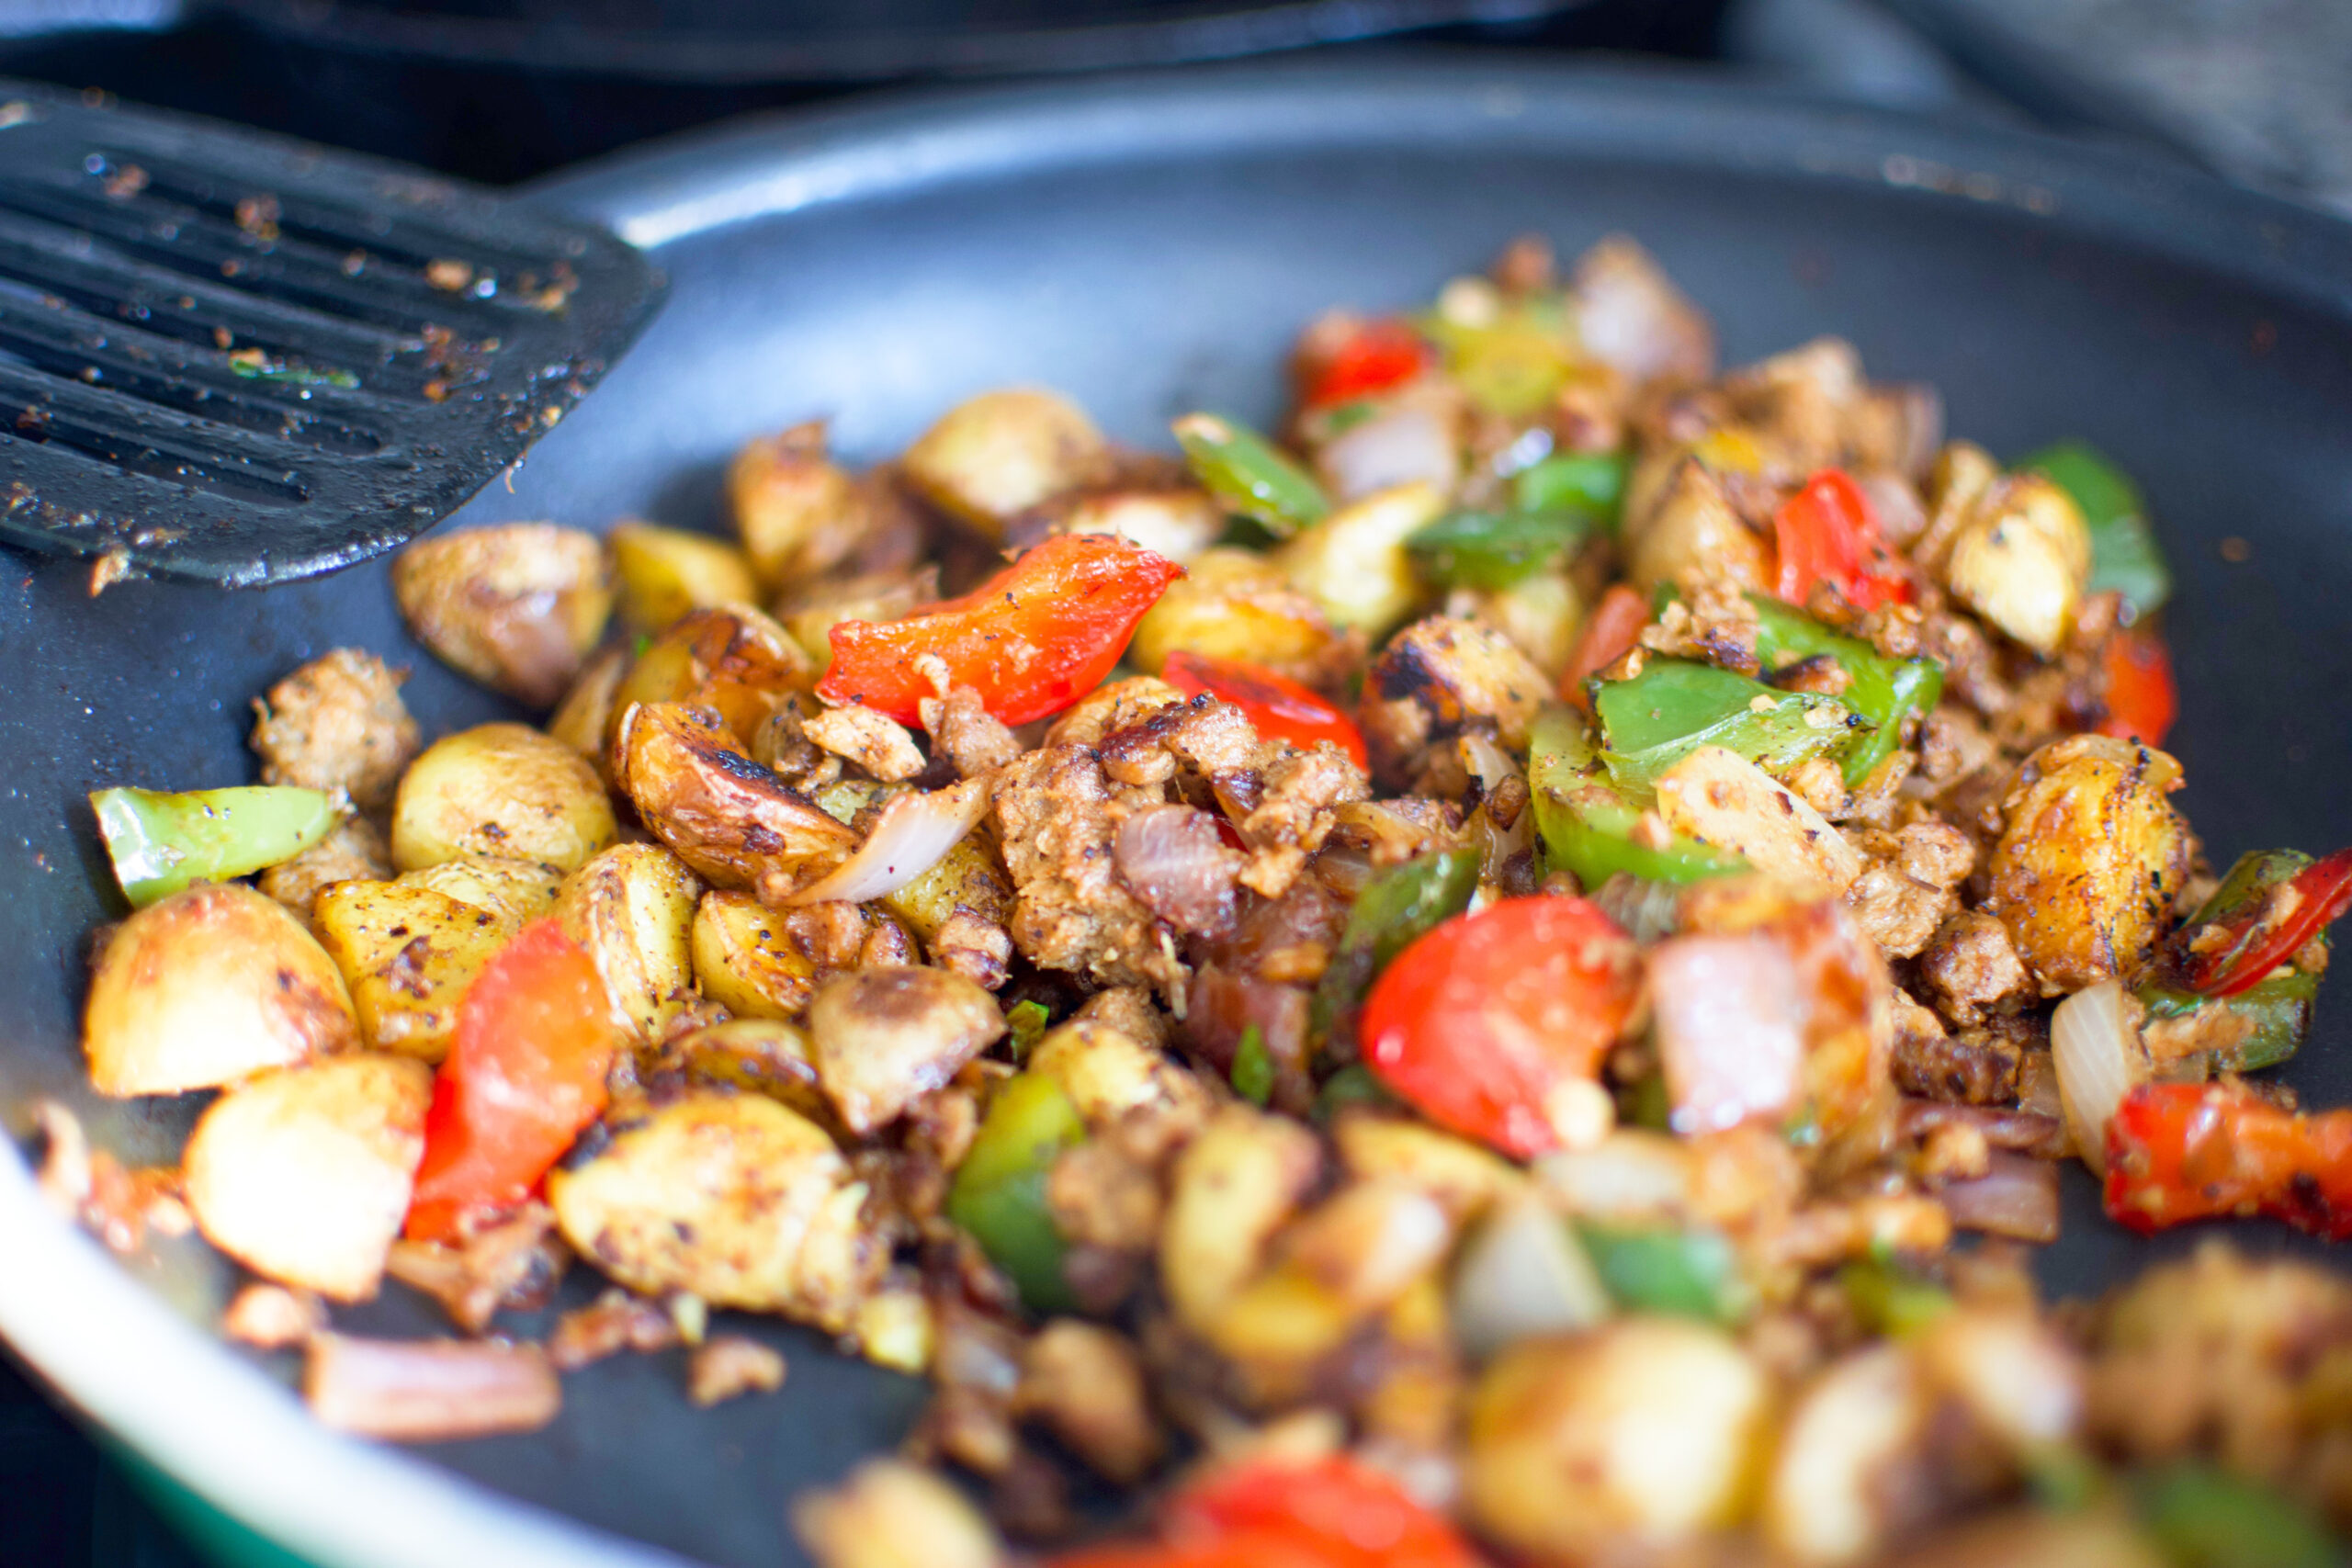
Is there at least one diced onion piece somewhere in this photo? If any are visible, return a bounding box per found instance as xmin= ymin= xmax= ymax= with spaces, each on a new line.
xmin=1451 ymin=1195 xmax=1611 ymax=1361
xmin=783 ymin=777 xmax=989 ymax=907
xmin=305 ymin=1333 xmax=559 ymax=1442
xmin=2050 ymin=979 xmax=2147 ymax=1177
xmin=1648 ymin=933 xmax=1806 ymax=1134
xmin=1936 ymin=1151 xmax=2061 ymax=1243
xmin=1317 ymin=404 xmax=1458 ymax=502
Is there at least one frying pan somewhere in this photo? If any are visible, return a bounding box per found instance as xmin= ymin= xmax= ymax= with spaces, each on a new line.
xmin=1 ymin=56 xmax=2350 ymax=1568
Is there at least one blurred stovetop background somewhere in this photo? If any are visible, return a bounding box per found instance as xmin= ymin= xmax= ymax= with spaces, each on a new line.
xmin=0 ymin=0 xmax=2343 ymax=1562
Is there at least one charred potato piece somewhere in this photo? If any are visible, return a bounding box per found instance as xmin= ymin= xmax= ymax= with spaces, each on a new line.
xmin=608 ymin=521 xmax=759 ymax=633
xmin=806 ymin=966 xmax=1005 ymax=1135
xmin=900 ymin=388 xmax=1107 ymax=538
xmin=691 ymin=890 xmax=821 ymax=1021
xmin=182 ymin=1053 xmax=430 ymax=1302
xmin=1567 ymin=234 xmax=1716 ymax=385
xmin=1274 ymin=480 xmax=1447 ymax=639
xmin=401 ymin=857 xmax=563 ymax=926
xmin=85 ymin=884 xmax=357 ymax=1097
xmin=1989 ymin=735 xmax=2190 ymax=991
xmin=675 ymin=1018 xmax=834 ymax=1127
xmin=729 ymin=422 xmax=867 ymax=590
xmin=1159 ymin=1105 xmax=1322 ymax=1335
xmin=616 ymin=703 xmax=858 ymax=895
xmin=1359 ymin=615 xmax=1550 ymax=784
xmin=608 ymin=604 xmax=819 ymax=751
xmin=391 ymin=523 xmax=613 ymax=706
xmin=556 ymin=844 xmax=701 ymax=1040
xmin=1466 ymin=1318 xmax=1770 ymax=1561
xmin=1126 ymin=547 xmax=1346 ymax=685
xmin=1762 ymin=1343 xmax=1928 ymax=1563
xmin=248 ymin=649 xmax=421 ymax=814
xmin=390 ymin=723 xmax=616 ymax=875
xmin=546 ymin=1091 xmax=883 ymax=1331
xmin=1940 ymin=474 xmax=2092 ymax=655
xmin=775 ymin=569 xmax=938 ymax=676
xmin=1025 ymin=1020 xmax=1200 ymax=1130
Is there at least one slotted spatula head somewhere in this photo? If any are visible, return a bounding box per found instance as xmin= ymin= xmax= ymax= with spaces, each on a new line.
xmin=0 ymin=80 xmax=663 ymax=589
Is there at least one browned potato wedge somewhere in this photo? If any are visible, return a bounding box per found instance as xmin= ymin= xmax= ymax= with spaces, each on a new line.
xmin=1453 ymin=570 xmax=1583 ymax=682
xmin=900 ymin=388 xmax=1107 ymax=538
xmin=1044 ymin=487 xmax=1222 ymax=564
xmin=615 ymin=703 xmax=856 ymax=895
xmin=775 ymin=569 xmax=937 ymax=675
xmin=391 ymin=523 xmax=613 ymax=706
xmin=547 ymin=645 xmax=628 ymax=773
xmin=878 ymin=830 xmax=1013 ymax=944
xmin=675 ymin=1018 xmax=834 ymax=1127
xmin=85 ymin=884 xmax=356 ymax=1097
xmin=401 ymin=857 xmax=563 ymax=926
xmin=182 ymin=1053 xmax=431 ymax=1302
xmin=805 ymin=966 xmax=1005 ymax=1134
xmin=1274 ymin=480 xmax=1447 ymax=639
xmin=1125 ymin=547 xmax=1346 ymax=684
xmin=729 ymin=421 xmax=865 ymax=590
xmin=1466 ymin=1319 xmax=1770 ymax=1561
xmin=1627 ymin=457 xmax=1772 ymax=594
xmin=608 ymin=521 xmax=760 ymax=634
xmin=1359 ymin=615 xmax=1551 ymax=784
xmin=556 ymin=843 xmax=701 ymax=1040
xmin=1028 ymin=1020 xmax=1202 ymax=1130
xmin=1940 ymin=474 xmax=2092 ymax=655
xmin=607 ymin=604 xmax=817 ymax=752
xmin=390 ymin=723 xmax=616 ymax=874
xmin=690 ymin=889 xmax=820 ymax=1021
xmin=546 ymin=1091 xmax=883 ymax=1331
xmin=1989 ymin=735 xmax=2190 ymax=991
xmin=314 ymin=864 xmax=551 ymax=1061
xmin=1159 ymin=1105 xmax=1321 ymax=1336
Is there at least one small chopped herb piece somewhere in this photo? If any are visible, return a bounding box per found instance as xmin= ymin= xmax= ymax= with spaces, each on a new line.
xmin=1230 ymin=1024 xmax=1274 ymax=1107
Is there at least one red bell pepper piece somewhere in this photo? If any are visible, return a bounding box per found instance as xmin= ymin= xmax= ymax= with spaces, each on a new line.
xmin=2105 ymin=1079 xmax=2352 ymax=1238
xmin=1161 ymin=651 xmax=1368 ymax=769
xmin=2183 ymin=847 xmax=2352 ymax=998
xmin=1772 ymin=468 xmax=1911 ymax=614
xmin=404 ymin=919 xmax=626 ymax=1245
xmin=1561 ymin=583 xmax=1650 ymax=714
xmin=1301 ymin=318 xmax=1427 ymax=409
xmin=1360 ymin=895 xmax=1641 ymax=1158
xmin=1054 ymin=1454 xmax=1476 ymax=1568
xmin=819 ymin=534 xmax=1183 ymax=727
xmin=2098 ymin=626 xmax=2178 ymax=747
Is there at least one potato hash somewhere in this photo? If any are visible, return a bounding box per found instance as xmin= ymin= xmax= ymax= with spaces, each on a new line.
xmin=55 ymin=234 xmax=2352 ymax=1568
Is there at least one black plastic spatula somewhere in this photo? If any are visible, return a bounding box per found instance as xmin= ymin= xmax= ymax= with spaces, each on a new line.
xmin=0 ymin=80 xmax=663 ymax=589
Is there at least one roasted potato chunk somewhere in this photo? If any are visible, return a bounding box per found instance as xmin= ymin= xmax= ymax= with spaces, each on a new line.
xmin=878 ymin=831 xmax=1014 ymax=944
xmin=391 ymin=523 xmax=613 ymax=705
xmin=691 ymin=890 xmax=821 ymax=1021
xmin=1126 ymin=547 xmax=1345 ymax=685
xmin=390 ymin=722 xmax=616 ymax=874
xmin=1467 ymin=1319 xmax=1770 ymax=1561
xmin=1627 ymin=457 xmax=1772 ymax=595
xmin=675 ymin=1018 xmax=834 ymax=1127
xmin=806 ymin=966 xmax=1005 ymax=1135
xmin=315 ymin=863 xmax=554 ymax=1060
xmin=608 ymin=604 xmax=818 ymax=751
xmin=546 ymin=645 xmax=628 ymax=776
xmin=1989 ymin=735 xmax=2190 ymax=991
xmin=1940 ymin=474 xmax=2092 ymax=655
xmin=608 ymin=521 xmax=760 ymax=633
xmin=85 ymin=884 xmax=357 ymax=1097
xmin=901 ymin=388 xmax=1107 ymax=538
xmin=1045 ymin=486 xmax=1222 ymax=564
xmin=182 ymin=1053 xmax=430 ymax=1302
xmin=792 ymin=1459 xmax=1001 ymax=1568
xmin=1028 ymin=1020 xmax=1202 ymax=1130
xmin=616 ymin=703 xmax=858 ymax=896
xmin=556 ymin=843 xmax=701 ymax=1040
xmin=775 ymin=569 xmax=938 ymax=675
xmin=1274 ymin=480 xmax=1446 ymax=639
xmin=1160 ymin=1105 xmax=1321 ymax=1335
xmin=729 ymin=422 xmax=868 ymax=589
xmin=1454 ymin=570 xmax=1583 ymax=682
xmin=248 ymin=649 xmax=421 ymax=814
xmin=1359 ymin=615 xmax=1550 ymax=783
xmin=547 ymin=1092 xmax=884 ymax=1331
xmin=1654 ymin=745 xmax=1863 ymax=897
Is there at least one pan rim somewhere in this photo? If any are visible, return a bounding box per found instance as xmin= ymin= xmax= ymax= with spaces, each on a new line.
xmin=1 ymin=52 xmax=2346 ymax=1568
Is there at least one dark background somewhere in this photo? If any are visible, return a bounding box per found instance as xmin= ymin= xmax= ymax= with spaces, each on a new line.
xmin=0 ymin=0 xmax=2339 ymax=1562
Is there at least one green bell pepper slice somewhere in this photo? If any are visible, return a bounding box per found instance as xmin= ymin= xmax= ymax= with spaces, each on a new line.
xmin=2133 ymin=1463 xmax=2339 ymax=1568
xmin=2139 ymin=972 xmax=2317 ymax=1074
xmin=91 ymin=785 xmax=338 ymax=908
xmin=2020 ymin=440 xmax=2173 ymax=615
xmin=1310 ymin=847 xmax=1481 ymax=1053
xmin=1591 ymin=657 xmax=1858 ymax=795
xmin=1512 ymin=451 xmax=1628 ymax=530
xmin=944 ymin=1073 xmax=1087 ymax=1314
xmin=1838 ymin=1257 xmax=1955 ymax=1337
xmin=1575 ymin=1221 xmax=1756 ymax=1325
xmin=1407 ymin=507 xmax=1598 ymax=591
xmin=1529 ymin=705 xmax=1749 ymax=887
xmin=1747 ymin=595 xmax=1943 ymax=787
xmin=1172 ymin=412 xmax=1329 ymax=537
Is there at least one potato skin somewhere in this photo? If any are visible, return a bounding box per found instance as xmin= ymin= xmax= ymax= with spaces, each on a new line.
xmin=1989 ymin=734 xmax=2189 ymax=991
xmin=182 ymin=1053 xmax=430 ymax=1302
xmin=690 ymin=890 xmax=820 ymax=1021
xmin=608 ymin=521 xmax=759 ymax=634
xmin=1159 ymin=1105 xmax=1321 ymax=1335
xmin=390 ymin=723 xmax=616 ymax=875
xmin=391 ymin=523 xmax=613 ymax=705
xmin=616 ymin=703 xmax=856 ymax=896
xmin=85 ymin=884 xmax=356 ymax=1097
xmin=805 ymin=966 xmax=1006 ymax=1134
xmin=675 ymin=1018 xmax=835 ymax=1128
xmin=1125 ymin=547 xmax=1347 ymax=685
xmin=728 ymin=421 xmax=866 ymax=589
xmin=607 ymin=604 xmax=816 ymax=752
xmin=547 ymin=645 xmax=628 ymax=775
xmin=556 ymin=844 xmax=701 ymax=1041
xmin=900 ymin=388 xmax=1107 ymax=538
xmin=1466 ymin=1319 xmax=1770 ymax=1561
xmin=547 ymin=1091 xmax=884 ymax=1331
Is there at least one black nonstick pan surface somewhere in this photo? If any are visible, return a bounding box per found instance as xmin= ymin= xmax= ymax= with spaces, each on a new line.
xmin=1 ymin=56 xmax=2349 ymax=1568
